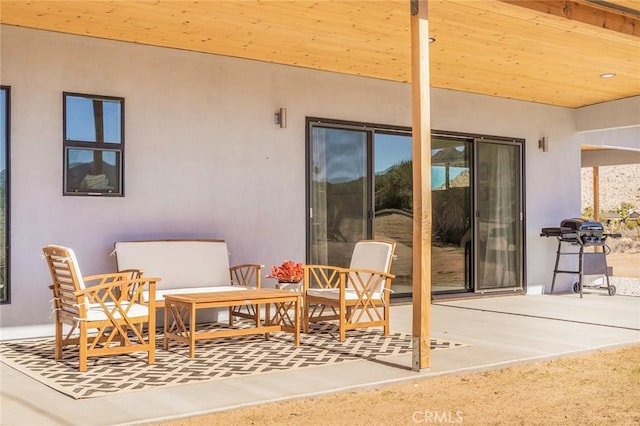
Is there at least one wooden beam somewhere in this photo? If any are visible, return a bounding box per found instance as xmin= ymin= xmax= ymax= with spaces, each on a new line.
xmin=410 ymin=0 xmax=432 ymax=372
xmin=500 ymin=0 xmax=640 ymax=37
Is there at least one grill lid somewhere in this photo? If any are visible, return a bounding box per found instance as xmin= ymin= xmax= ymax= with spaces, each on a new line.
xmin=560 ymin=218 xmax=604 ymax=232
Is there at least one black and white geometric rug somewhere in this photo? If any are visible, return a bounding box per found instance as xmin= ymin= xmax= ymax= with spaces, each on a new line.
xmin=0 ymin=323 xmax=467 ymax=399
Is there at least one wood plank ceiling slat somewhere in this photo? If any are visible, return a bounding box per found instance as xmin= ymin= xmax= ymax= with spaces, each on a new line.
xmin=1 ymin=0 xmax=638 ymax=108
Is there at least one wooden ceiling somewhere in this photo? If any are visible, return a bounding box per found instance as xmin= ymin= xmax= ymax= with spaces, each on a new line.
xmin=1 ymin=0 xmax=639 ymax=108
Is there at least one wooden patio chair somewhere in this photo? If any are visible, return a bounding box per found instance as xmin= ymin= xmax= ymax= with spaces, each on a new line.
xmin=43 ymin=245 xmax=159 ymax=372
xmin=229 ymin=263 xmax=263 ymax=325
xmin=303 ymin=240 xmax=396 ymax=341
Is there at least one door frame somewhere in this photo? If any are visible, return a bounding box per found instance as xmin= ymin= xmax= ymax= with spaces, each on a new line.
xmin=306 ymin=120 xmax=528 ymax=297
xmin=0 ymin=86 xmax=10 ymax=305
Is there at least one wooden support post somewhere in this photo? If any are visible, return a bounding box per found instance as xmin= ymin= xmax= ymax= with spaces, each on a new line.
xmin=410 ymin=0 xmax=432 ymax=372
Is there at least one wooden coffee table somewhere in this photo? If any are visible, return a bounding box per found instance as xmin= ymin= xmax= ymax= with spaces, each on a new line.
xmin=163 ymin=288 xmax=301 ymax=358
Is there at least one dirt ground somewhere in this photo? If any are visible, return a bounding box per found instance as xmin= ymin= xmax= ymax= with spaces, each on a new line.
xmin=607 ymin=252 xmax=640 ymax=278
xmin=157 ymin=252 xmax=639 ymax=425
xmin=160 ymin=345 xmax=640 ymax=425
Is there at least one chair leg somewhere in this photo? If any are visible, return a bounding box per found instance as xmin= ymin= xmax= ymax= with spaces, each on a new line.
xmin=78 ymin=323 xmax=88 ymax=372
xmin=383 ymin=302 xmax=390 ymax=336
xmin=54 ymin=319 xmax=63 ymax=360
xmin=120 ymin=325 xmax=128 ymax=345
xmin=148 ymin=322 xmax=155 ymax=365
xmin=302 ymin=302 xmax=310 ymax=333
xmin=148 ymin=303 xmax=156 ymax=365
xmin=339 ymin=301 xmax=346 ymax=342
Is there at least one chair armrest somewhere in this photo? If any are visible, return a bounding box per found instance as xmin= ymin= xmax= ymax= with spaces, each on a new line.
xmin=304 ymin=265 xmax=346 ymax=269
xmin=83 ymin=271 xmax=141 ymax=286
xmin=230 ymin=264 xmax=263 ymax=288
xmin=75 ymin=277 xmax=159 ymax=307
xmin=119 ymin=268 xmax=144 ymax=278
xmin=343 ymin=267 xmax=395 ymax=280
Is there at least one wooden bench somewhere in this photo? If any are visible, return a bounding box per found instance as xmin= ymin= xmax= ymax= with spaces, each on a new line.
xmin=113 ymin=239 xmax=263 ymax=321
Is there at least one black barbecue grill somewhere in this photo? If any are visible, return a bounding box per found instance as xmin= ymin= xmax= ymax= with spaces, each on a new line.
xmin=540 ymin=218 xmax=620 ymax=298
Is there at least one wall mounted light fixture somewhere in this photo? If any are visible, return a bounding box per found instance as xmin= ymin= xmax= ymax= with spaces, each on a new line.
xmin=275 ymin=107 xmax=287 ymax=128
xmin=538 ymin=136 xmax=548 ymax=152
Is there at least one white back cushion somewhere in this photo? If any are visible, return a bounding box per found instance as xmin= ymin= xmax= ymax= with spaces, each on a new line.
xmin=348 ymin=241 xmax=394 ymax=293
xmin=114 ymin=240 xmax=231 ymax=290
xmin=65 ymin=246 xmax=86 ymax=290
xmin=44 ymin=244 xmax=86 ymax=289
xmin=44 ymin=245 xmax=88 ymax=310
xmin=349 ymin=241 xmax=393 ymax=272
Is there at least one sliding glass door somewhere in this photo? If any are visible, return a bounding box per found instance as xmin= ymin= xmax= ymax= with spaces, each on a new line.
xmin=475 ymin=140 xmax=523 ymax=291
xmin=309 ymin=125 xmax=369 ymax=268
xmin=431 ymin=137 xmax=473 ymax=293
xmin=308 ymin=119 xmax=525 ymax=298
xmin=307 ymin=120 xmax=413 ymax=296
xmin=374 ymin=132 xmax=413 ymax=295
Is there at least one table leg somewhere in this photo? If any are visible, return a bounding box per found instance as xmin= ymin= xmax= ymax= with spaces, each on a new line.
xmin=270 ymin=297 xmax=300 ymax=346
xmin=264 ymin=302 xmax=271 ymax=340
xmin=189 ymin=302 xmax=196 ymax=358
xmin=294 ymin=296 xmax=300 ymax=346
xmin=163 ymin=300 xmax=170 ymax=350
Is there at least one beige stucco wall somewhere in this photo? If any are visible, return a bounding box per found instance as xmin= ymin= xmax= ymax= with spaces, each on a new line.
xmin=574 ymin=96 xmax=640 ymax=133
xmin=0 ymin=24 xmax=609 ymax=333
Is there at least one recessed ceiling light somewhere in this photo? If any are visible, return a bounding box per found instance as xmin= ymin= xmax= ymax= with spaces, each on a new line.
xmin=600 ymin=73 xmax=616 ymax=78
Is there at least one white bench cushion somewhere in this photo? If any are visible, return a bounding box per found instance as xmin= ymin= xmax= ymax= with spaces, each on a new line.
xmin=143 ymin=285 xmax=247 ymax=302
xmin=114 ymin=240 xmax=232 ymax=290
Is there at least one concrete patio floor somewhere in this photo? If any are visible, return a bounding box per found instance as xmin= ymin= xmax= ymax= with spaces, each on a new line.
xmin=1 ymin=292 xmax=639 ymax=426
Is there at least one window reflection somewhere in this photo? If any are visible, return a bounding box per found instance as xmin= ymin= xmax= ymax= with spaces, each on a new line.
xmin=65 ymin=96 xmax=122 ymax=143
xmin=66 ymin=149 xmax=119 ymax=193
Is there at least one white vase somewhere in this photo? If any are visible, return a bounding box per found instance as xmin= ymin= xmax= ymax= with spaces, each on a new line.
xmin=277 ymin=281 xmax=302 ymax=292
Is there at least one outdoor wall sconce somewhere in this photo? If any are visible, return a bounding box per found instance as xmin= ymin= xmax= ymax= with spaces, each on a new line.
xmin=275 ymin=107 xmax=287 ymax=128
xmin=539 ymin=136 xmax=548 ymax=152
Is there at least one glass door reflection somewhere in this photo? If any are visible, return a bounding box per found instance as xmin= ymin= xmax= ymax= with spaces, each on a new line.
xmin=374 ymin=132 xmax=413 ymax=296
xmin=309 ymin=126 xmax=369 ymax=267
xmin=431 ymin=138 xmax=473 ymax=294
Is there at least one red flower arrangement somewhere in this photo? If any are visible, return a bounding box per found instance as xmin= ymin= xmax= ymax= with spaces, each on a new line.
xmin=267 ymin=260 xmax=304 ymax=283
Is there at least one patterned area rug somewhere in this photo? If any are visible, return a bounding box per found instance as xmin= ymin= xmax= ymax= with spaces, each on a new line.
xmin=0 ymin=322 xmax=467 ymax=399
